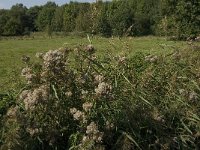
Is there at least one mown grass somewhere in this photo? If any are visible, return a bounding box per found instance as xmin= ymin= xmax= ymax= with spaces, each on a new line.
xmin=0 ymin=36 xmax=188 ymax=92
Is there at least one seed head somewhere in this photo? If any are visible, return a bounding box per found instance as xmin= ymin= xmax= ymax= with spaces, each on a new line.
xmin=85 ymin=44 xmax=95 ymax=54
xmin=82 ymin=102 xmax=93 ymax=112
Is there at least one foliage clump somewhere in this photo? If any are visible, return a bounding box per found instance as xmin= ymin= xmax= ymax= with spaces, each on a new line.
xmin=0 ymin=0 xmax=199 ymax=39
xmin=0 ymin=44 xmax=200 ymax=149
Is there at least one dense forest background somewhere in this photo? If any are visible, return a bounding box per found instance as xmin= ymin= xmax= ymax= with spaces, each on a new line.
xmin=0 ymin=0 xmax=199 ymax=39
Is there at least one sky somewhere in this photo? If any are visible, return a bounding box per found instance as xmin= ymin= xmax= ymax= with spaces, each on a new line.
xmin=0 ymin=0 xmax=97 ymax=9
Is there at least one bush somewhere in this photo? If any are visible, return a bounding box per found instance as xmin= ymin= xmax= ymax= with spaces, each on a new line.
xmin=0 ymin=44 xmax=200 ymax=149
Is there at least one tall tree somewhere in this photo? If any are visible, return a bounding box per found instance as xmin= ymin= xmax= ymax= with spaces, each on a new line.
xmin=36 ymin=2 xmax=57 ymax=31
xmin=0 ymin=10 xmax=9 ymax=35
xmin=96 ymin=2 xmax=112 ymax=36
xmin=63 ymin=2 xmax=80 ymax=32
xmin=52 ymin=6 xmax=64 ymax=32
xmin=3 ymin=4 xmax=29 ymax=35
xmin=158 ymin=0 xmax=200 ymax=39
xmin=0 ymin=0 xmax=199 ymax=38
xmin=27 ymin=6 xmax=42 ymax=32
xmin=108 ymin=1 xmax=134 ymax=36
xmin=75 ymin=3 xmax=91 ymax=32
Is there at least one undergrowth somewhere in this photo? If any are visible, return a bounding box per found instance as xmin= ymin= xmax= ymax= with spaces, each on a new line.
xmin=0 ymin=43 xmax=199 ymax=150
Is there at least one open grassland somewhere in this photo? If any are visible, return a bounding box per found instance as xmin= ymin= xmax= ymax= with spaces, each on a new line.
xmin=0 ymin=40 xmax=199 ymax=149
xmin=0 ymin=36 xmax=189 ymax=92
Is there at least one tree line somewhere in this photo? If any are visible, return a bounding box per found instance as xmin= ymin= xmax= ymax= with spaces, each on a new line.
xmin=0 ymin=0 xmax=199 ymax=39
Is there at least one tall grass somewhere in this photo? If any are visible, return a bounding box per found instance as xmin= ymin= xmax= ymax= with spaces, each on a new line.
xmin=0 ymin=42 xmax=200 ymax=149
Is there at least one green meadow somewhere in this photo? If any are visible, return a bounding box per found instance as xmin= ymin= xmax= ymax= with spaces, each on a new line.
xmin=0 ymin=36 xmax=188 ymax=92
xmin=0 ymin=35 xmax=199 ymax=149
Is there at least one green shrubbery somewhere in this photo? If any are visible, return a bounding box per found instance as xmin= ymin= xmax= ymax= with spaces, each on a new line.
xmin=0 ymin=0 xmax=199 ymax=39
xmin=0 ymin=44 xmax=200 ymax=149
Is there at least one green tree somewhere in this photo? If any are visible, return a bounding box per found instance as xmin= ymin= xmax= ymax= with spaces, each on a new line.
xmin=0 ymin=10 xmax=9 ymax=35
xmin=175 ymin=0 xmax=200 ymax=39
xmin=89 ymin=1 xmax=104 ymax=34
xmin=36 ymin=2 xmax=56 ymax=31
xmin=27 ymin=6 xmax=42 ymax=32
xmin=63 ymin=2 xmax=80 ymax=32
xmin=158 ymin=0 xmax=200 ymax=39
xmin=52 ymin=6 xmax=65 ymax=32
xmin=0 ymin=0 xmax=199 ymax=38
xmin=108 ymin=1 xmax=134 ymax=36
xmin=96 ymin=3 xmax=112 ymax=37
xmin=75 ymin=3 xmax=91 ymax=32
xmin=3 ymin=4 xmax=29 ymax=35
xmin=4 ymin=19 xmax=21 ymax=35
xmin=131 ymin=15 xmax=151 ymax=36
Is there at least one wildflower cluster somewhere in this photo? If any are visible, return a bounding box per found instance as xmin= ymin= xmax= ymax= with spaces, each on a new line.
xmin=82 ymin=122 xmax=104 ymax=143
xmin=21 ymin=67 xmax=36 ymax=84
xmin=35 ymin=52 xmax=44 ymax=59
xmin=11 ymin=45 xmax=116 ymax=149
xmin=70 ymin=99 xmax=105 ymax=148
xmin=20 ymin=85 xmax=49 ymax=110
xmin=82 ymin=102 xmax=93 ymax=112
xmin=6 ymin=106 xmax=19 ymax=118
xmin=94 ymin=74 xmax=112 ymax=99
xmin=2 ymin=44 xmax=199 ymax=150
xmin=26 ymin=127 xmax=42 ymax=137
xmin=43 ymin=50 xmax=64 ymax=71
xmin=95 ymin=82 xmax=112 ymax=96
xmin=70 ymin=108 xmax=87 ymax=123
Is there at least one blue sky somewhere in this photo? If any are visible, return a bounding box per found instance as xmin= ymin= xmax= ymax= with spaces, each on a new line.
xmin=0 ymin=0 xmax=97 ymax=9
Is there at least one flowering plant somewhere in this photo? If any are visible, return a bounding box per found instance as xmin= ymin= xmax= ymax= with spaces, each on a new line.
xmin=1 ymin=44 xmax=200 ymax=150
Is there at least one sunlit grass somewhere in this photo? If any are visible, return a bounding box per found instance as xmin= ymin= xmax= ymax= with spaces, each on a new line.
xmin=0 ymin=35 xmax=188 ymax=92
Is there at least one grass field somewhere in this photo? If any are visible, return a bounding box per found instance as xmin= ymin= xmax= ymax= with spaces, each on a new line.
xmin=0 ymin=35 xmax=200 ymax=149
xmin=0 ymin=36 xmax=188 ymax=92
